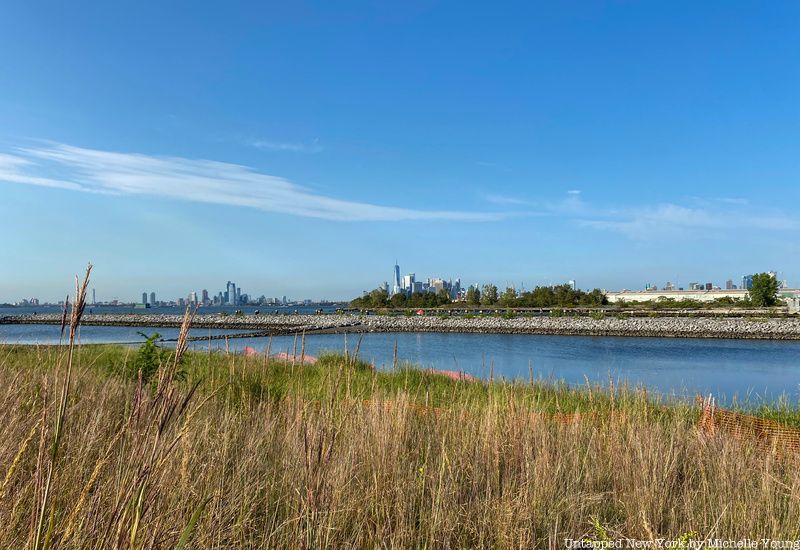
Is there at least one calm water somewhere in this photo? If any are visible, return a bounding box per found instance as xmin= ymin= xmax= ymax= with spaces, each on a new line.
xmin=0 ymin=304 xmax=344 ymax=316
xmin=2 ymin=323 xmax=800 ymax=403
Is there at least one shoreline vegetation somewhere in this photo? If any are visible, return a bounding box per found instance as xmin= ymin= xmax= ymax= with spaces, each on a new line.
xmin=2 ymin=266 xmax=799 ymax=545
xmin=351 ymin=273 xmax=783 ymax=310
xmin=2 ymin=269 xmax=798 ymax=545
xmin=3 ymin=341 xmax=800 ymax=545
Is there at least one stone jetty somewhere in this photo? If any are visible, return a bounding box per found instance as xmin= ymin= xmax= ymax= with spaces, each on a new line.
xmin=4 ymin=312 xmax=800 ymax=340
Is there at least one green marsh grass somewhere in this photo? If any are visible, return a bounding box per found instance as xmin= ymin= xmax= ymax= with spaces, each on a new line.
xmin=1 ymin=338 xmax=800 ymax=546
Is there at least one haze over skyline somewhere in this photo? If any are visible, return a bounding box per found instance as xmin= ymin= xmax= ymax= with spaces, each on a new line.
xmin=1 ymin=1 xmax=799 ymax=302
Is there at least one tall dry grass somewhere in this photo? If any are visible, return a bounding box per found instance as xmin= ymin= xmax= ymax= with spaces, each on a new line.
xmin=0 ymin=273 xmax=799 ymax=547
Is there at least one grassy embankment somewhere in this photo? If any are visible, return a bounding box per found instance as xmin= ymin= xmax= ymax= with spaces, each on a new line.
xmin=3 ymin=337 xmax=800 ymax=548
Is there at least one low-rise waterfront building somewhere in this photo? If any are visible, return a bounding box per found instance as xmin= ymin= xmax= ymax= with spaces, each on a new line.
xmin=607 ymin=288 xmax=800 ymax=304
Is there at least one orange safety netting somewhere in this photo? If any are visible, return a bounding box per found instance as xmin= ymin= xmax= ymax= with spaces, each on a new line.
xmin=697 ymin=395 xmax=800 ymax=454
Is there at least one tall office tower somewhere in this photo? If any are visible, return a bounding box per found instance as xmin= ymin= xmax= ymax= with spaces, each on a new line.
xmin=741 ymin=275 xmax=753 ymax=290
xmin=150 ymin=292 xmax=156 ymax=306
xmin=429 ymin=278 xmax=445 ymax=294
xmin=142 ymin=292 xmax=148 ymax=305
xmin=402 ymin=273 xmax=415 ymax=294
xmin=382 ymin=281 xmax=389 ymax=294
xmin=189 ymin=291 xmax=197 ymax=305
xmin=235 ymin=287 xmax=242 ymax=305
xmin=226 ymin=281 xmax=237 ymax=305
xmin=392 ymin=262 xmax=401 ymax=296
xmin=705 ymin=282 xmax=713 ymax=291
xmin=451 ymin=278 xmax=461 ymax=299
xmin=725 ymin=280 xmax=734 ymax=290
xmin=568 ymin=280 xmax=576 ymax=290
xmin=92 ymin=288 xmax=96 ymax=305
xmin=201 ymin=289 xmax=209 ymax=305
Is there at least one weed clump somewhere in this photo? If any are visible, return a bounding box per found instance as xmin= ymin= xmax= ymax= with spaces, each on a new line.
xmin=130 ymin=331 xmax=171 ymax=383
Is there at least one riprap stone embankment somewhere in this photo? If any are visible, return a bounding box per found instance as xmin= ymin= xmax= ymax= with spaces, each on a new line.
xmin=3 ymin=313 xmax=800 ymax=340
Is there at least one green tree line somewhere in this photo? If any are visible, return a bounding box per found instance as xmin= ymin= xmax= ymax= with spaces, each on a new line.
xmin=353 ymin=272 xmax=782 ymax=310
xmin=351 ymin=283 xmax=607 ymax=309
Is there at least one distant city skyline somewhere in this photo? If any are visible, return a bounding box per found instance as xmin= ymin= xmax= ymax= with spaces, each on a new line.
xmin=3 ymin=266 xmax=792 ymax=306
xmin=1 ymin=3 xmax=799 ymax=302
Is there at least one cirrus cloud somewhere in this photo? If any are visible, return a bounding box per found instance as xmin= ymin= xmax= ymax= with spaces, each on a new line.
xmin=0 ymin=142 xmax=510 ymax=222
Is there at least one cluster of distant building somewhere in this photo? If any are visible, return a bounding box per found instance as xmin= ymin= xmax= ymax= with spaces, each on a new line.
xmin=140 ymin=281 xmax=312 ymax=308
xmin=607 ymin=271 xmax=800 ymax=305
xmin=12 ymin=297 xmax=40 ymax=307
xmin=380 ymin=262 xmax=465 ymax=300
xmin=641 ymin=272 xmax=788 ymax=293
xmin=9 ymin=284 xmax=328 ymax=309
xmin=375 ymin=262 xmax=578 ymax=301
xmin=10 ymin=269 xmax=800 ymax=310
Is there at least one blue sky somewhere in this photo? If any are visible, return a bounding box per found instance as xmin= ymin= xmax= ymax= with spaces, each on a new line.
xmin=1 ymin=1 xmax=799 ymax=302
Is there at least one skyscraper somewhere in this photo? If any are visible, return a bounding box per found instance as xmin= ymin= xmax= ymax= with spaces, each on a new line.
xmin=201 ymin=289 xmax=209 ymax=305
xmin=451 ymin=278 xmax=461 ymax=299
xmin=141 ymin=292 xmax=147 ymax=305
xmin=92 ymin=288 xmax=96 ymax=305
xmin=402 ymin=273 xmax=415 ymax=294
xmin=226 ymin=281 xmax=236 ymax=305
xmin=150 ymin=292 xmax=156 ymax=306
xmin=392 ymin=262 xmax=401 ymax=296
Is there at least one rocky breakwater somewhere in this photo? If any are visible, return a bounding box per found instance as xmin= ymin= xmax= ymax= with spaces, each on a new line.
xmin=4 ymin=312 xmax=800 ymax=340
xmin=358 ymin=315 xmax=800 ymax=340
xmin=0 ymin=313 xmax=350 ymax=334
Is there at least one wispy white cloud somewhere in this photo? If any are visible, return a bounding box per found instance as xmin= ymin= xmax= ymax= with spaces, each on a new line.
xmin=557 ymin=190 xmax=587 ymax=213
xmin=0 ymin=142 xmax=507 ymax=222
xmin=715 ymin=197 xmax=749 ymax=205
xmin=0 ymin=153 xmax=88 ymax=192
xmin=478 ymin=187 xmax=798 ymax=238
xmin=484 ymin=190 xmax=586 ymax=214
xmin=246 ymin=138 xmax=324 ymax=153
xmin=578 ymin=202 xmax=800 ymax=238
xmin=685 ymin=195 xmax=750 ymax=207
xmin=484 ymin=194 xmax=530 ymax=206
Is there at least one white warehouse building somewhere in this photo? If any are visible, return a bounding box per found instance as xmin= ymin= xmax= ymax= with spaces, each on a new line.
xmin=606 ymin=288 xmax=800 ymax=305
xmin=606 ymin=289 xmax=749 ymax=303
